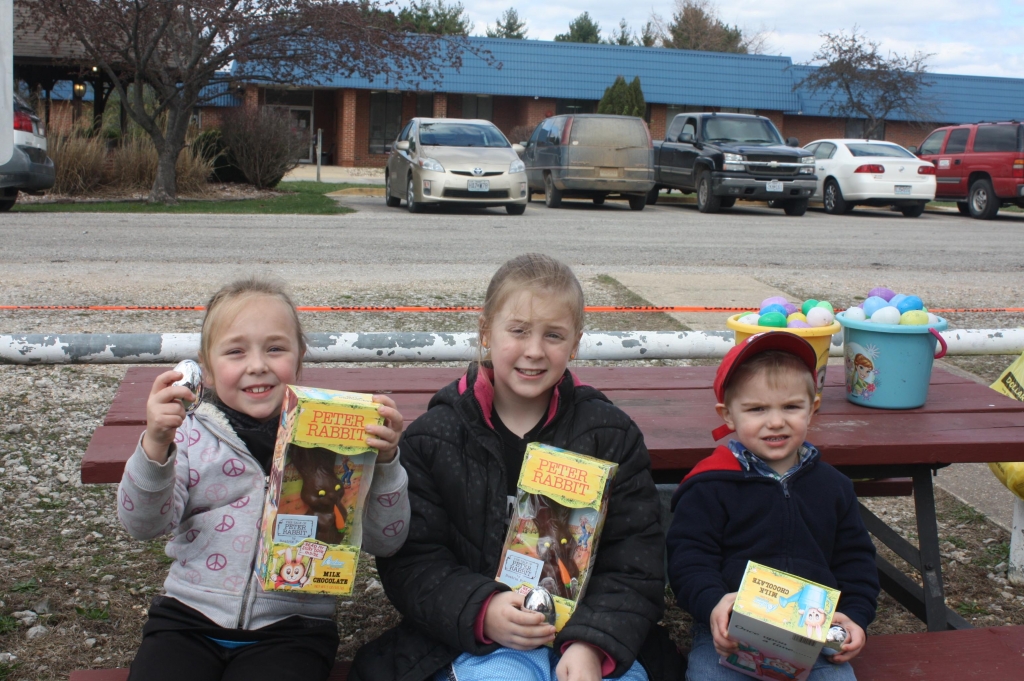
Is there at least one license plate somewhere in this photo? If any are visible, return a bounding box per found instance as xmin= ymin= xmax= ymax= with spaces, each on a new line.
xmin=467 ymin=180 xmax=490 ymax=192
xmin=766 ymin=180 xmax=784 ymax=192
xmin=599 ymin=168 xmax=620 ymax=178
xmin=895 ymin=185 xmax=912 ymax=195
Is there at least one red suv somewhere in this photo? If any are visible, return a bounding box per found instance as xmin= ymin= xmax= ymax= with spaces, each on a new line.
xmin=913 ymin=122 xmax=1024 ymax=219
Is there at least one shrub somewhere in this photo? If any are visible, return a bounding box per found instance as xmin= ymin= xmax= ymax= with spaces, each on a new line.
xmin=47 ymin=127 xmax=107 ymax=195
xmin=597 ymin=75 xmax=645 ymax=117
xmin=220 ymin=108 xmax=306 ymax=189
xmin=191 ymin=129 xmax=248 ymax=183
xmin=508 ymin=124 xmax=536 ymax=146
xmin=107 ymin=130 xmax=214 ymax=194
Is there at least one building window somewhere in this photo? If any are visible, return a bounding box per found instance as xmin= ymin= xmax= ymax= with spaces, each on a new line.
xmin=556 ymin=99 xmax=596 ymax=115
xmin=417 ymin=93 xmax=434 ymax=118
xmin=845 ymin=118 xmax=885 ymax=140
xmin=461 ymin=94 xmax=493 ymax=120
xmin=369 ymin=91 xmax=403 ymax=155
xmin=264 ymin=89 xmax=314 ymax=107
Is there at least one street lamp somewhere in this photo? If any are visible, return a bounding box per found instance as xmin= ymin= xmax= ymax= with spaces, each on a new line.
xmin=73 ymin=81 xmax=86 ymax=99
xmin=72 ymin=81 xmax=86 ymax=123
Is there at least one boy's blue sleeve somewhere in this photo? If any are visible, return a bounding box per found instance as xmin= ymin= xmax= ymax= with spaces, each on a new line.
xmin=665 ymin=481 xmax=732 ymax=627
xmin=829 ymin=481 xmax=880 ymax=631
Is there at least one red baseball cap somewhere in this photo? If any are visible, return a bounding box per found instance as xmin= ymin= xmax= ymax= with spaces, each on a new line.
xmin=712 ymin=332 xmax=819 ymax=441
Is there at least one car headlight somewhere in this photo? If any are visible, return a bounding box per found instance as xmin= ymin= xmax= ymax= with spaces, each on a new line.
xmin=800 ymin=156 xmax=814 ymax=165
xmin=799 ymin=156 xmax=815 ymax=174
xmin=509 ymin=158 xmax=525 ymax=174
xmin=722 ymin=152 xmax=744 ymax=172
xmin=419 ymin=157 xmax=444 ymax=172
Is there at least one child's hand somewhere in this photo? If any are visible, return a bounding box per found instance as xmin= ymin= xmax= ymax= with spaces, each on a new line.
xmin=369 ymin=395 xmax=404 ymax=464
xmin=555 ymin=641 xmax=603 ymax=681
xmin=483 ymin=591 xmax=556 ymax=650
xmin=142 ymin=370 xmax=195 ymax=463
xmin=710 ymin=592 xmax=739 ymax=657
xmin=827 ymin=612 xmax=865 ymax=664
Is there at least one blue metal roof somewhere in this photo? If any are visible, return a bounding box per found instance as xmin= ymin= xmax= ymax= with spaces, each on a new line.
xmin=200 ymin=79 xmax=243 ymax=108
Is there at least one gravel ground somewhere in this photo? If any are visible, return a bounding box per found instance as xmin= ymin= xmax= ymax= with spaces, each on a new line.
xmin=1 ymin=275 xmax=1021 ymax=679
xmin=17 ymin=184 xmax=284 ymax=205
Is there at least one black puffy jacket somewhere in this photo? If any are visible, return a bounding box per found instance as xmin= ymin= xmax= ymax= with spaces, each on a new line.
xmin=352 ymin=364 xmax=683 ymax=681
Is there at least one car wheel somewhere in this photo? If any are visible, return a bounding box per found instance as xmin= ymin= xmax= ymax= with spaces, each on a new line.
xmin=969 ymin=179 xmax=999 ymax=219
xmin=506 ymin=203 xmax=526 ymax=216
xmin=406 ymin=176 xmax=422 ymax=214
xmin=628 ymin=194 xmax=647 ymax=211
xmin=593 ymin=195 xmax=606 ymax=205
xmin=720 ymin=197 xmax=736 ymax=208
xmin=385 ymin=173 xmax=401 ymax=207
xmin=646 ymin=186 xmax=660 ymax=205
xmin=696 ymin=170 xmax=721 ymax=213
xmin=782 ymin=199 xmax=809 ymax=216
xmin=544 ymin=174 xmax=562 ymax=208
xmin=823 ymin=179 xmax=849 ymax=215
xmin=0 ymin=189 xmax=17 ymax=212
xmin=956 ymin=201 xmax=970 ymax=215
xmin=901 ymin=202 xmax=926 ymax=218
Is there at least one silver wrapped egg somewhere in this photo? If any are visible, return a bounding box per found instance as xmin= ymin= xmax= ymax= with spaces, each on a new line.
xmin=821 ymin=625 xmax=848 ymax=656
xmin=171 ymin=359 xmax=204 ymax=415
xmin=523 ymin=586 xmax=556 ymax=626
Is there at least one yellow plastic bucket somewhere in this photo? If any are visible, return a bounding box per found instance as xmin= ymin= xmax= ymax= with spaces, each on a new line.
xmin=726 ymin=313 xmax=842 ymax=395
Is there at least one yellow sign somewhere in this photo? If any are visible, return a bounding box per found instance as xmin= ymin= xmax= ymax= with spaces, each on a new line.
xmin=290 ymin=386 xmax=382 ymax=455
xmin=518 ymin=443 xmax=614 ymax=509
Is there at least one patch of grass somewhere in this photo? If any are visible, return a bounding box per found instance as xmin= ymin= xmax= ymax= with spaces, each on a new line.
xmin=147 ymin=543 xmax=174 ymax=566
xmin=75 ymin=604 xmax=110 ymax=621
xmin=981 ymin=541 xmax=1011 ymax=568
xmin=12 ymin=181 xmax=357 ymax=215
xmin=950 ymin=502 xmax=988 ymax=525
xmin=11 ymin=580 xmax=38 ymax=593
xmin=944 ymin=536 xmax=967 ymax=549
xmin=0 ymin=615 xmax=19 ymax=635
xmin=955 ymin=601 xmax=989 ymax=616
xmin=0 ymin=661 xmax=22 ymax=681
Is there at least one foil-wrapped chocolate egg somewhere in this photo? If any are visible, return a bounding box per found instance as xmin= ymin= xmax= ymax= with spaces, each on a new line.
xmin=523 ymin=586 xmax=556 ymax=626
xmin=821 ymin=624 xmax=848 ymax=655
xmin=171 ymin=359 xmax=204 ymax=415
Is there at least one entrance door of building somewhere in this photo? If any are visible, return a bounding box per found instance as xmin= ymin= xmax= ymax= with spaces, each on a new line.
xmin=289 ymin=108 xmax=314 ymax=163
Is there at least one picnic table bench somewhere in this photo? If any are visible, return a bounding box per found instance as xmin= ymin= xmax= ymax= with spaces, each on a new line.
xmin=76 ymin=364 xmax=1024 ymax=679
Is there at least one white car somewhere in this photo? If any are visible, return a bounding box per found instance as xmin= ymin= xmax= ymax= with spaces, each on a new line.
xmin=803 ymin=139 xmax=936 ymax=217
xmin=384 ymin=118 xmax=528 ymax=215
xmin=1 ymin=94 xmax=54 ymax=211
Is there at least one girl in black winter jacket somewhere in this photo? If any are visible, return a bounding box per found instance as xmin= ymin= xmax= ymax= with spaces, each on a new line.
xmin=352 ymin=254 xmax=683 ymax=681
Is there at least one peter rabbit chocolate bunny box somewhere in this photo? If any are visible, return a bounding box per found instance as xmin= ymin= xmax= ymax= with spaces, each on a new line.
xmin=496 ymin=443 xmax=618 ymax=633
xmin=255 ymin=386 xmax=383 ymax=596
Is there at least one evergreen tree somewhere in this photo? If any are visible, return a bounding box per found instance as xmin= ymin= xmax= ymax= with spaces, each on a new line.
xmin=554 ymin=12 xmax=601 ymax=43
xmin=607 ymin=18 xmax=634 ymax=46
xmin=486 ymin=7 xmax=527 ymax=39
xmin=399 ymin=1 xmax=473 ymax=36
xmin=662 ymin=0 xmax=747 ymax=53
xmin=638 ymin=21 xmax=658 ymax=47
xmin=597 ymin=76 xmax=645 ymax=117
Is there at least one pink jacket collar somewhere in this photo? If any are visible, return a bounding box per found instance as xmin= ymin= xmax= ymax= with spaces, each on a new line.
xmin=458 ymin=366 xmax=586 ymax=430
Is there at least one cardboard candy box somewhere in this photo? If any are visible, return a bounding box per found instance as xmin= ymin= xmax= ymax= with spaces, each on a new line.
xmin=723 ymin=561 xmax=841 ymax=681
xmin=496 ymin=443 xmax=618 ymax=633
xmin=255 ymin=386 xmax=383 ymax=596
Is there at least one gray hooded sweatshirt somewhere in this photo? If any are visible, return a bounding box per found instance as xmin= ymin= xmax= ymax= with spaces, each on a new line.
xmin=117 ymin=402 xmax=409 ymax=629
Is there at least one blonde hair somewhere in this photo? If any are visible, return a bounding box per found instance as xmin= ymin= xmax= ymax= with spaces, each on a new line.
xmin=478 ymin=254 xmax=585 ymax=363
xmin=723 ymin=350 xmax=816 ymax=405
xmin=199 ymin=276 xmax=307 ymax=383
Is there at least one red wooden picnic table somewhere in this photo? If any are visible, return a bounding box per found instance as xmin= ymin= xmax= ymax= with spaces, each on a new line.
xmin=83 ymin=364 xmax=1024 ymax=633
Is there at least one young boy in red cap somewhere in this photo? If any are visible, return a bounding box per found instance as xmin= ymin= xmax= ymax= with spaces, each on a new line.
xmin=666 ymin=332 xmax=879 ymax=681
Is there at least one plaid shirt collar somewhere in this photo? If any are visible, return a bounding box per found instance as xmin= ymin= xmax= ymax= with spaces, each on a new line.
xmin=727 ymin=439 xmax=819 ymax=482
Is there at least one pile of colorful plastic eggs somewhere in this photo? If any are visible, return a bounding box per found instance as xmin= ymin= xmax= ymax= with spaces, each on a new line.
xmin=737 ymin=296 xmax=836 ymax=329
xmin=845 ymin=287 xmax=940 ymax=326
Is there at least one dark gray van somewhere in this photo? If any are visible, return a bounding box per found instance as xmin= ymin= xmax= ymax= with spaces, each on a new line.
xmin=521 ymin=114 xmax=655 ymax=210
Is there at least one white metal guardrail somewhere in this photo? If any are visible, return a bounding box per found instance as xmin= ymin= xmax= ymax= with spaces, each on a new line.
xmin=1 ymin=329 xmax=1022 ymax=364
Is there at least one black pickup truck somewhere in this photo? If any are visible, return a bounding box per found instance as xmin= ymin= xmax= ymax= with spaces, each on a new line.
xmin=650 ymin=112 xmax=816 ymax=215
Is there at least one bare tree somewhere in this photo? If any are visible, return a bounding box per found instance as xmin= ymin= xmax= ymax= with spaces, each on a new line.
xmin=27 ymin=1 xmax=480 ymax=203
xmin=796 ymin=28 xmax=934 ymax=139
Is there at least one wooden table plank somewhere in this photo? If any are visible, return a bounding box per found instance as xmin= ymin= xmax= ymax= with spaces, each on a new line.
xmin=849 ymin=625 xmax=1024 ymax=680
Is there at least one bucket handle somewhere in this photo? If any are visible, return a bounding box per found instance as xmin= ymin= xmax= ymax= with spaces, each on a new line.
xmin=930 ymin=328 xmax=948 ymax=359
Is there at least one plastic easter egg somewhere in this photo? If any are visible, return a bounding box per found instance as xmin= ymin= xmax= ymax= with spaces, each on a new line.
xmin=806 ymin=306 xmax=835 ymax=327
xmin=787 ymin=312 xmax=808 ymax=324
xmin=783 ymin=303 xmax=799 ymax=315
xmin=801 ymin=299 xmax=819 ymax=315
xmin=760 ymin=303 xmax=788 ymax=317
xmin=758 ymin=311 xmax=788 ymax=328
xmin=843 ymin=307 xmax=867 ymax=322
xmin=761 ymin=296 xmax=788 ymax=309
xmin=896 ymin=295 xmax=924 ymax=314
xmin=926 ymin=313 xmax=940 ymax=325
xmin=868 ymin=287 xmax=895 ymax=302
xmin=869 ymin=306 xmax=902 ymax=325
xmin=889 ymin=293 xmax=908 ymax=308
xmin=900 ymin=310 xmax=930 ymax=325
xmin=862 ymin=296 xmax=889 ymax=318
xmin=787 ymin=320 xmax=811 ymax=328
xmin=738 ymin=313 xmax=761 ymax=326
xmin=815 ymin=301 xmax=834 ymax=313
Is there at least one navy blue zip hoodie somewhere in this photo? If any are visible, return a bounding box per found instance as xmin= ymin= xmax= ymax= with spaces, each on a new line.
xmin=666 ymin=445 xmax=879 ymax=632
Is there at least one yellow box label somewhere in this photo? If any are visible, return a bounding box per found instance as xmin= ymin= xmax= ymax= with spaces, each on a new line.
xmin=291 ymin=392 xmax=382 ymax=454
xmin=733 ymin=562 xmax=839 ymax=642
xmin=518 ymin=443 xmax=615 ymax=509
xmin=263 ymin=540 xmax=359 ymax=596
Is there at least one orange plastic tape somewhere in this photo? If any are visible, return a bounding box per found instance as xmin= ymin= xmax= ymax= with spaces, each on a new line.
xmin=1 ymin=305 xmax=1022 ymax=313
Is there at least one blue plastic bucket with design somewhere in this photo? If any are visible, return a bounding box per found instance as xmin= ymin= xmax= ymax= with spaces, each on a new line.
xmin=836 ymin=311 xmax=949 ymax=409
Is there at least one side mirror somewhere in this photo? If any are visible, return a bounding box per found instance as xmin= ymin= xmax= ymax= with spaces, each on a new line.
xmin=512 ymin=143 xmax=525 ymax=155
xmin=396 ymin=140 xmax=410 ymax=152
xmin=908 ymin=145 xmax=919 ymax=154
xmin=519 ymin=140 xmax=529 ymax=146
xmin=786 ymin=137 xmax=800 ymax=147
xmin=679 ymin=132 xmax=694 ymax=143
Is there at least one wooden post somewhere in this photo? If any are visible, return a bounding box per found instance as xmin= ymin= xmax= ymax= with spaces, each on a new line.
xmin=1010 ymin=497 xmax=1024 ymax=586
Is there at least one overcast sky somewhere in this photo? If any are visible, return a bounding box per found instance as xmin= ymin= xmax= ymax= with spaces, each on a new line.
xmin=462 ymin=1 xmax=1024 ymax=78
